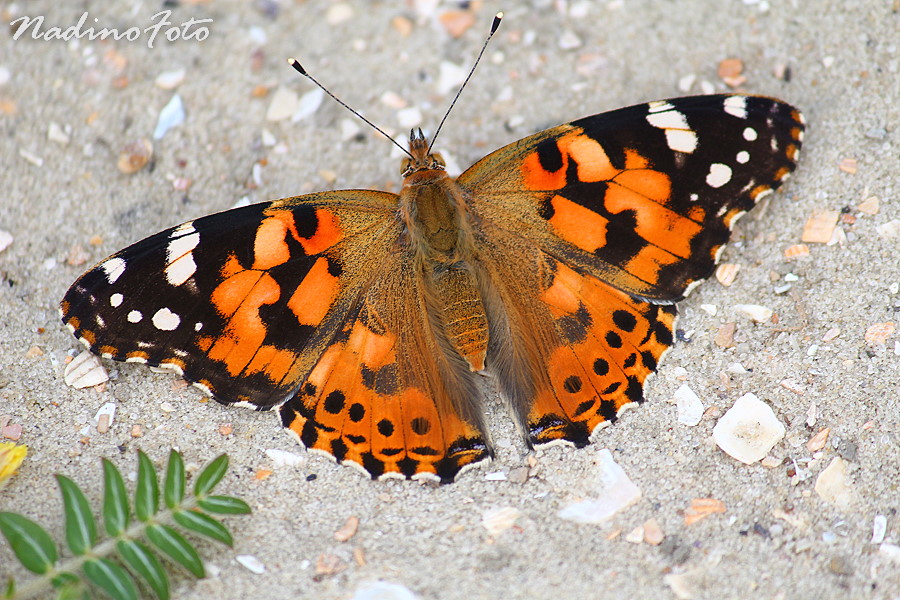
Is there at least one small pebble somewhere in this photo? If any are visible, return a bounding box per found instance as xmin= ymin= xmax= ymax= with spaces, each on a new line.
xmin=558 ymin=29 xmax=583 ymax=50
xmin=714 ymin=322 xmax=737 ymax=348
xmin=828 ymin=555 xmax=853 ymax=576
xmin=838 ymin=157 xmax=857 ymax=174
xmin=326 ymin=3 xmax=354 ymax=25
xmin=624 ymin=525 xmax=644 ymax=544
xmin=333 ymin=516 xmax=359 ymax=542
xmin=864 ymin=127 xmax=887 ymax=140
xmin=436 ymin=61 xmax=467 ymax=95
xmin=439 ymin=10 xmax=475 ymax=38
xmin=47 ymin=122 xmax=70 ymax=145
xmin=643 ymin=518 xmax=664 ymax=545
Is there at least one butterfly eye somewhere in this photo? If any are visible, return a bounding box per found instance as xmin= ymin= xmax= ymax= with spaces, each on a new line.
xmin=430 ymin=153 xmax=446 ymax=168
xmin=400 ymin=158 xmax=412 ymax=175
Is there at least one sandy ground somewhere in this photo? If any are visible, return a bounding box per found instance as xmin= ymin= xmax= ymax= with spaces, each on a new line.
xmin=1 ymin=1 xmax=898 ymax=599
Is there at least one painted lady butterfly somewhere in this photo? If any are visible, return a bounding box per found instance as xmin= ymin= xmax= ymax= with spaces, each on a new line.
xmin=61 ymin=29 xmax=804 ymax=482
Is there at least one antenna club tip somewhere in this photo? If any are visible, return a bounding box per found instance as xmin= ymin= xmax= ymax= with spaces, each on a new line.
xmin=288 ymin=58 xmax=306 ymax=75
xmin=491 ymin=12 xmax=503 ymax=32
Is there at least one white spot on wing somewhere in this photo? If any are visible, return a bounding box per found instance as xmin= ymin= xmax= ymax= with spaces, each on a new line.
xmin=743 ymin=127 xmax=758 ymax=141
xmin=723 ymin=95 xmax=748 ymax=119
xmin=647 ymin=101 xmax=674 ymax=113
xmin=165 ymin=253 xmax=197 ymax=286
xmin=152 ymin=307 xmax=180 ymax=331
xmin=706 ymin=163 xmax=732 ymax=188
xmin=165 ymin=230 xmax=199 ymax=286
xmin=665 ymin=129 xmax=698 ymax=153
xmin=100 ymin=257 xmax=126 ymax=284
xmin=110 ymin=293 xmax=123 ymax=307
xmin=127 ymin=310 xmax=143 ymax=323
xmin=646 ymin=110 xmax=689 ymax=130
xmin=736 ymin=150 xmax=750 ymax=164
xmin=194 ymin=322 xmax=203 ymax=331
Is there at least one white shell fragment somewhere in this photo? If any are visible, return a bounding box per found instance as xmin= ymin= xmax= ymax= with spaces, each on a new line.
xmin=814 ymin=457 xmax=856 ymax=510
xmin=557 ymin=449 xmax=642 ymax=524
xmin=734 ymin=304 xmax=773 ymax=322
xmin=64 ymin=350 xmax=110 ymax=389
xmin=235 ymin=554 xmax=266 ymax=574
xmin=436 ymin=61 xmax=467 ymax=95
xmin=712 ymin=393 xmax=785 ymax=464
xmin=266 ymin=87 xmax=299 ymax=122
xmin=673 ymin=384 xmax=704 ymax=426
xmin=155 ymin=68 xmax=186 ymax=90
xmin=351 ymin=581 xmax=417 ymax=600
xmin=0 ymin=230 xmax=12 ymax=253
xmin=94 ymin=402 xmax=117 ymax=432
xmin=264 ymin=448 xmax=305 ymax=467
xmin=482 ymin=506 xmax=522 ymax=536
xmin=153 ymin=94 xmax=185 ymax=139
xmin=291 ymin=88 xmax=325 ymax=122
xmin=871 ymin=515 xmax=887 ymax=544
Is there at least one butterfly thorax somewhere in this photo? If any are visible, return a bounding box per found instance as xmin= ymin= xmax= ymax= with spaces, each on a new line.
xmin=399 ymin=130 xmax=489 ymax=372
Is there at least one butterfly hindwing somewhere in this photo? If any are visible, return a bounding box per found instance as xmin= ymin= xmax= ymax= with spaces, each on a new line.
xmin=61 ymin=191 xmax=400 ymax=408
xmin=279 ymin=247 xmax=492 ymax=482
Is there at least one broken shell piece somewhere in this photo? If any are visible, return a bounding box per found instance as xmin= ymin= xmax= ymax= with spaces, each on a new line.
xmin=712 ymin=393 xmax=785 ymax=464
xmin=801 ymin=209 xmax=839 ymax=243
xmin=814 ymin=457 xmax=856 ymax=510
xmin=864 ymin=322 xmax=895 ymax=346
xmin=673 ymin=384 xmax=703 ymax=426
xmin=734 ymin=304 xmax=773 ymax=322
xmin=117 ymin=138 xmax=153 ymax=174
xmin=482 ymin=506 xmax=522 ymax=536
xmin=64 ymin=351 xmax=110 ymax=389
xmin=333 ymin=516 xmax=360 ymax=542
xmin=684 ymin=497 xmax=726 ymax=525
xmin=715 ymin=263 xmax=741 ymax=286
xmin=557 ymin=449 xmax=642 ymax=524
xmin=94 ymin=402 xmax=116 ymax=433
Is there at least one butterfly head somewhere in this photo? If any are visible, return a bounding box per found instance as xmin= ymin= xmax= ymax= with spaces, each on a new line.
xmin=401 ymin=128 xmax=446 ymax=177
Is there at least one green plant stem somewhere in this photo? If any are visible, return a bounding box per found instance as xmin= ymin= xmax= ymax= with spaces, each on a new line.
xmin=10 ymin=494 xmax=205 ymax=600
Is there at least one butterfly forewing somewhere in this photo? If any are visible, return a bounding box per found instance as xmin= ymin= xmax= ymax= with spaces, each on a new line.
xmin=460 ymin=94 xmax=804 ymax=301
xmin=61 ymin=191 xmax=400 ymax=408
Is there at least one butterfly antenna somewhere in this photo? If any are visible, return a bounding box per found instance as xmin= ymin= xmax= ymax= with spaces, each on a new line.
xmin=288 ymin=58 xmax=414 ymax=159
xmin=428 ymin=11 xmax=503 ymax=154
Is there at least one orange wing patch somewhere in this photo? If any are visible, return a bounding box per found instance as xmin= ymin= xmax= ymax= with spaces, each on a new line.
xmin=527 ymin=258 xmax=676 ymax=446
xmin=280 ymin=303 xmax=490 ymax=482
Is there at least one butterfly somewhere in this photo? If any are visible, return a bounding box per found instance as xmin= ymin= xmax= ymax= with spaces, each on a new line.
xmin=61 ymin=91 xmax=804 ymax=483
